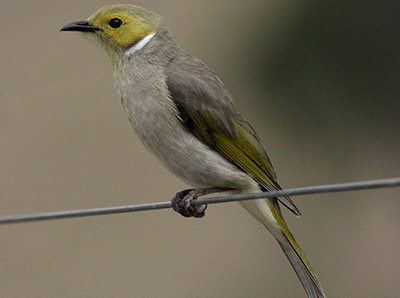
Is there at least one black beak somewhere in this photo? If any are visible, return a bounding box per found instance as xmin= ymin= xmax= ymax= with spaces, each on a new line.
xmin=60 ymin=21 xmax=101 ymax=32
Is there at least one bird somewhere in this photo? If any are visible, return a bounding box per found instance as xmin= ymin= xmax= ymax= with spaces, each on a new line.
xmin=61 ymin=4 xmax=326 ymax=297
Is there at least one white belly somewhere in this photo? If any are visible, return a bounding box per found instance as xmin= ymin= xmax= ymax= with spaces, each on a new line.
xmin=130 ymin=101 xmax=255 ymax=190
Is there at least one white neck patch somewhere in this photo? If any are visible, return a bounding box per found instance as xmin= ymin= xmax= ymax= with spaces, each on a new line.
xmin=125 ymin=32 xmax=156 ymax=57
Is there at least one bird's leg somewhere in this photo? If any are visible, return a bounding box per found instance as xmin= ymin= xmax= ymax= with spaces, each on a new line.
xmin=171 ymin=187 xmax=232 ymax=218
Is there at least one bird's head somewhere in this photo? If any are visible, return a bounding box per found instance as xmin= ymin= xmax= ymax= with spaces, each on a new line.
xmin=61 ymin=5 xmax=163 ymax=56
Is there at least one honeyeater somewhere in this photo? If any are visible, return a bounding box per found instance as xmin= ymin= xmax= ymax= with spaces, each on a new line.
xmin=61 ymin=4 xmax=325 ymax=297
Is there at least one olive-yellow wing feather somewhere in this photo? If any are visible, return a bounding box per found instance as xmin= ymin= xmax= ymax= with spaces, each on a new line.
xmin=166 ymin=54 xmax=300 ymax=216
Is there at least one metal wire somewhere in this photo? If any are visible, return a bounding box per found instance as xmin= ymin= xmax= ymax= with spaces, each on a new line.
xmin=1 ymin=177 xmax=399 ymax=225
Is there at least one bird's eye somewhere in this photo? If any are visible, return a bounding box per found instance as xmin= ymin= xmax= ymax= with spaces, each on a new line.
xmin=109 ymin=18 xmax=122 ymax=29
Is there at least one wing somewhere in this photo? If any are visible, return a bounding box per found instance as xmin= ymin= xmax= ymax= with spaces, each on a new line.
xmin=166 ymin=54 xmax=300 ymax=216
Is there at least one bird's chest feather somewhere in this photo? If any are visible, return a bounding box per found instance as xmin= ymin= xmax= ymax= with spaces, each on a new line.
xmin=113 ymin=59 xmax=255 ymax=189
xmin=116 ymin=67 xmax=180 ymax=151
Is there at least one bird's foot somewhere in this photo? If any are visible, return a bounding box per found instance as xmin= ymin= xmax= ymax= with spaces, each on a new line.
xmin=171 ymin=189 xmax=207 ymax=218
xmin=171 ymin=187 xmax=232 ymax=218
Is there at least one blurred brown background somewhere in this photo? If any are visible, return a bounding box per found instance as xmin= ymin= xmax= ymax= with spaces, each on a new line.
xmin=1 ymin=1 xmax=399 ymax=297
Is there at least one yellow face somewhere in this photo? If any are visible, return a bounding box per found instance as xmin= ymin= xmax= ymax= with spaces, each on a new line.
xmin=87 ymin=5 xmax=160 ymax=49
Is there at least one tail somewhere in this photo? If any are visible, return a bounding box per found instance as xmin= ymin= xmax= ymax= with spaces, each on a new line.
xmin=240 ymin=198 xmax=326 ymax=298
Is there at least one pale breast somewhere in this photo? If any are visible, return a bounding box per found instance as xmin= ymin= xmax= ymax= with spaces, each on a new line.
xmin=115 ymin=61 xmax=255 ymax=190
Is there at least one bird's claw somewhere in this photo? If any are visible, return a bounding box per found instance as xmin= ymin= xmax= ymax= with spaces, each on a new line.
xmin=171 ymin=189 xmax=207 ymax=218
